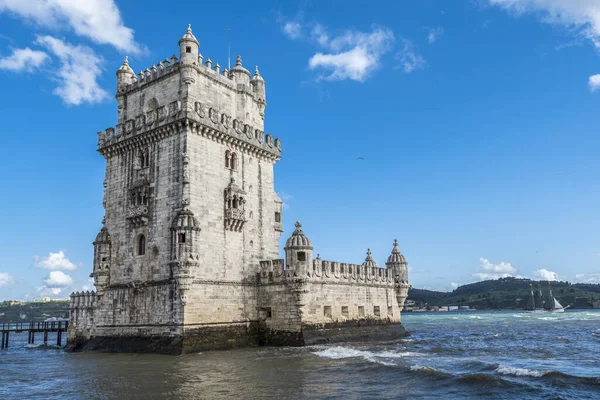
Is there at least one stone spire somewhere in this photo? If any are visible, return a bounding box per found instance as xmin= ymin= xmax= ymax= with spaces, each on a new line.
xmin=253 ymin=65 xmax=264 ymax=81
xmin=117 ymin=56 xmax=134 ymax=75
xmin=386 ymin=239 xmax=407 ymax=266
xmin=284 ymin=221 xmax=313 ymax=250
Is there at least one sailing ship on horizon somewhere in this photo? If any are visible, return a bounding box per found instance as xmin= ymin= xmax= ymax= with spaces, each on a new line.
xmin=526 ymin=284 xmax=569 ymax=313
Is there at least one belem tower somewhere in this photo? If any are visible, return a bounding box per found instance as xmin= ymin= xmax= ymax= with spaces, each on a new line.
xmin=68 ymin=25 xmax=410 ymax=354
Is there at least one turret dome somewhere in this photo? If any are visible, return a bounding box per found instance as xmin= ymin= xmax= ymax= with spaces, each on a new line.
xmin=179 ymin=24 xmax=199 ymax=46
xmin=171 ymin=208 xmax=200 ymax=231
xmin=94 ymin=226 xmax=111 ymax=244
xmin=285 ymin=221 xmax=313 ymax=250
xmin=362 ymin=249 xmax=378 ymax=268
xmin=117 ymin=56 xmax=134 ymax=76
xmin=386 ymin=239 xmax=407 ymax=265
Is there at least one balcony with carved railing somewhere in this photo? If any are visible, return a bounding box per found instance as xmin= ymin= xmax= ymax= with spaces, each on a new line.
xmin=127 ymin=205 xmax=149 ymax=227
xmin=225 ymin=208 xmax=246 ymax=232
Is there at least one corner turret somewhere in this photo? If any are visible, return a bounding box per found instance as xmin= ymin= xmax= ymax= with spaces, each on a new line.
xmin=285 ymin=221 xmax=313 ymax=275
xmin=385 ymin=239 xmax=408 ymax=284
xmin=179 ymin=24 xmax=200 ymax=65
xmin=231 ymin=55 xmax=251 ymax=86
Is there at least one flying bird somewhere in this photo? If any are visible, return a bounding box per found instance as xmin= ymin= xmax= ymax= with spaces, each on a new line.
xmin=357 ymin=157 xmax=365 ymax=161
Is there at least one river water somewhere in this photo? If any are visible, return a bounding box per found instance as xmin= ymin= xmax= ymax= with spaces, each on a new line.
xmin=1 ymin=310 xmax=599 ymax=399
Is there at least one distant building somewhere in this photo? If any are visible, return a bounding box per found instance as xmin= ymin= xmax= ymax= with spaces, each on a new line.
xmin=43 ymin=297 xmax=51 ymax=302
xmin=8 ymin=300 xmax=22 ymax=306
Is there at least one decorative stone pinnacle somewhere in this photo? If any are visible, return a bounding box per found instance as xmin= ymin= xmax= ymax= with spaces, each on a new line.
xmin=367 ymin=249 xmax=372 ymax=256
xmin=187 ymin=24 xmax=192 ymax=33
xmin=236 ymin=55 xmax=242 ymax=66
xmin=255 ymin=65 xmax=259 ymax=76
xmin=124 ymin=56 xmax=129 ymax=65
xmin=394 ymin=239 xmax=398 ymax=247
xmin=295 ymin=221 xmax=302 ymax=229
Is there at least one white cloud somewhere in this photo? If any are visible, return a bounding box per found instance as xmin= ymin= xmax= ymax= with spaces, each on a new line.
xmin=0 ymin=0 xmax=140 ymax=53
xmin=473 ymin=257 xmax=518 ymax=280
xmin=0 ymin=47 xmax=48 ymax=72
xmin=426 ymin=26 xmax=444 ymax=44
xmin=0 ymin=272 xmax=14 ymax=287
xmin=308 ymin=27 xmax=395 ymax=82
xmin=43 ymin=271 xmax=73 ymax=287
xmin=534 ymin=268 xmax=558 ymax=281
xmin=311 ymin=24 xmax=330 ymax=47
xmin=35 ymin=250 xmax=79 ymax=271
xmin=35 ymin=35 xmax=108 ymax=105
xmin=396 ymin=39 xmax=426 ymax=73
xmin=489 ymin=0 xmax=600 ymax=48
xmin=589 ymin=74 xmax=600 ymax=91
xmin=575 ymin=273 xmax=600 ymax=283
xmin=283 ymin=21 xmax=302 ymax=39
xmin=450 ymin=282 xmax=459 ymax=289
xmin=277 ymin=191 xmax=292 ymax=210
xmin=50 ymin=288 xmax=62 ymax=295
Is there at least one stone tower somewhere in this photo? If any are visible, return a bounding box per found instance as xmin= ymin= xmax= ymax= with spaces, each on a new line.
xmin=69 ymin=25 xmax=409 ymax=354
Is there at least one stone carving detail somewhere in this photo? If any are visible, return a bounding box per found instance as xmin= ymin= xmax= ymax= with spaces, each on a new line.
xmin=106 ymin=127 xmax=115 ymax=138
xmin=209 ymin=107 xmax=219 ymax=124
xmin=157 ymin=106 xmax=167 ymax=122
xmin=135 ymin=114 xmax=146 ymax=130
xmin=146 ymin=110 xmax=156 ymax=126
xmin=195 ymin=102 xmax=206 ymax=118
xmin=274 ymin=138 xmax=281 ymax=151
xmin=255 ymin=129 xmax=264 ymax=144
xmin=245 ymin=124 xmax=253 ymax=139
xmin=125 ymin=119 xmax=134 ymax=134
xmin=182 ymin=153 xmax=190 ymax=184
xmin=221 ymin=113 xmax=231 ymax=129
xmin=233 ymin=119 xmax=244 ymax=135
xmin=97 ymin=131 xmax=106 ymax=147
xmin=169 ymin=100 xmax=181 ymax=117
xmin=266 ymin=134 xmax=273 ymax=147
xmin=116 ymin=124 xmax=124 ymax=137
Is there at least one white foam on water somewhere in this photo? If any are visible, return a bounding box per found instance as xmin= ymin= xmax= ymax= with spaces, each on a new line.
xmin=410 ymin=364 xmax=438 ymax=372
xmin=537 ymin=317 xmax=558 ymax=321
xmin=311 ymin=346 xmax=424 ymax=366
xmin=469 ymin=316 xmax=482 ymax=319
xmin=495 ymin=365 xmax=548 ymax=378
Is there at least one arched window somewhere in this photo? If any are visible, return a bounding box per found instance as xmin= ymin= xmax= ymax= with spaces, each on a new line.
xmin=231 ymin=153 xmax=237 ymax=170
xmin=232 ymin=197 xmax=238 ymax=209
xmin=225 ymin=150 xmax=231 ymax=168
xmin=138 ymin=235 xmax=146 ymax=256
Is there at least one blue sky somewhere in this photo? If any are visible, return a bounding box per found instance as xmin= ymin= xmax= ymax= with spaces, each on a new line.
xmin=1 ymin=0 xmax=600 ymax=300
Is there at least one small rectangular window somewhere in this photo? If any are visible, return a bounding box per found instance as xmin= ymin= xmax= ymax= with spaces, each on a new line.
xmin=297 ymin=251 xmax=306 ymax=261
xmin=275 ymin=212 xmax=281 ymax=222
xmin=374 ymin=306 xmax=381 ymax=317
xmin=388 ymin=306 xmax=393 ymax=316
xmin=186 ymin=46 xmax=191 ymax=53
xmin=178 ymin=233 xmax=186 ymax=243
xmin=358 ymin=306 xmax=365 ymax=317
xmin=324 ymin=306 xmax=332 ymax=318
xmin=341 ymin=306 xmax=349 ymax=318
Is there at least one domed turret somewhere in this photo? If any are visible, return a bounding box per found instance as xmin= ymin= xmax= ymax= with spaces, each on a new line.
xmin=386 ymin=239 xmax=408 ymax=284
xmin=285 ymin=221 xmax=313 ymax=274
xmin=92 ymin=222 xmax=111 ymax=293
xmin=362 ymin=249 xmax=378 ymax=269
xmin=116 ymin=56 xmax=135 ymax=91
xmin=230 ymin=55 xmax=251 ymax=86
xmin=251 ymin=65 xmax=266 ymax=101
xmin=179 ymin=24 xmax=200 ymax=65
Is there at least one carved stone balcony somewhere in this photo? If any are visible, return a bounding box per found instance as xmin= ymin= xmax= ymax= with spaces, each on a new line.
xmin=127 ymin=205 xmax=149 ymax=227
xmin=225 ymin=208 xmax=246 ymax=232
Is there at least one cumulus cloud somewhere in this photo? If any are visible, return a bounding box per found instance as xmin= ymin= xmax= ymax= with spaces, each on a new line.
xmin=534 ymin=268 xmax=558 ymax=281
xmin=450 ymin=282 xmax=459 ymax=289
xmin=43 ymin=271 xmax=74 ymax=287
xmin=473 ymin=257 xmax=518 ymax=280
xmin=277 ymin=191 xmax=292 ymax=210
xmin=426 ymin=26 xmax=444 ymax=44
xmin=489 ymin=0 xmax=600 ymax=47
xmin=35 ymin=250 xmax=79 ymax=271
xmin=35 ymin=35 xmax=108 ymax=105
xmin=395 ymin=39 xmax=426 ymax=73
xmin=589 ymin=74 xmax=600 ymax=92
xmin=308 ymin=27 xmax=395 ymax=82
xmin=0 ymin=47 xmax=48 ymax=72
xmin=283 ymin=21 xmax=302 ymax=39
xmin=0 ymin=0 xmax=140 ymax=53
xmin=0 ymin=272 xmax=14 ymax=287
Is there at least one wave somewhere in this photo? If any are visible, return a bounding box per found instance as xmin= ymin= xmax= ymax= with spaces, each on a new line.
xmin=496 ymin=365 xmax=548 ymax=377
xmin=311 ymin=346 xmax=425 ymax=366
xmin=409 ymin=365 xmax=452 ymax=379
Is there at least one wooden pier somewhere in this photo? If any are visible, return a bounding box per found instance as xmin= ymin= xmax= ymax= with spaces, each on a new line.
xmin=1 ymin=321 xmax=68 ymax=349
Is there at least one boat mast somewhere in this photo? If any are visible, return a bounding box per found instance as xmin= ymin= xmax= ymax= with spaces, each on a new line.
xmin=530 ymin=284 xmax=535 ymax=310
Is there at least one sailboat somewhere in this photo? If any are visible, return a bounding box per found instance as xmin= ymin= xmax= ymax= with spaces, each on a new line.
xmin=525 ymin=284 xmax=569 ymax=313
xmin=546 ymin=289 xmax=569 ymax=313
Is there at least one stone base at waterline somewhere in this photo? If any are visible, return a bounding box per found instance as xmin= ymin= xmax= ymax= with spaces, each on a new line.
xmin=66 ymin=321 xmax=409 ymax=355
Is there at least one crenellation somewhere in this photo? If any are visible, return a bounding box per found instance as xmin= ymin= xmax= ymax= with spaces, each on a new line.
xmin=69 ymin=24 xmax=409 ymax=354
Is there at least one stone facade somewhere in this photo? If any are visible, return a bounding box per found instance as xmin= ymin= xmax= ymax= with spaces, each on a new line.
xmin=68 ymin=26 xmax=410 ymax=354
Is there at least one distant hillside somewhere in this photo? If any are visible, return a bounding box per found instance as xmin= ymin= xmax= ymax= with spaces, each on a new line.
xmin=407 ymin=278 xmax=600 ymax=310
xmin=0 ymin=301 xmax=69 ymax=323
